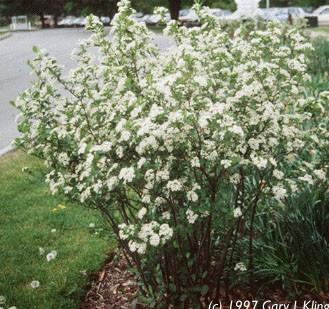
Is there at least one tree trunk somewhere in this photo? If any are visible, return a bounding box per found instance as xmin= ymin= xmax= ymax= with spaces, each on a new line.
xmin=169 ymin=0 xmax=181 ymax=20
xmin=40 ymin=13 xmax=45 ymax=28
xmin=109 ymin=0 xmax=119 ymax=20
xmin=54 ymin=15 xmax=58 ymax=27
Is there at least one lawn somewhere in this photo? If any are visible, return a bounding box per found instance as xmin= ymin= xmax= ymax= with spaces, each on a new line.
xmin=0 ymin=32 xmax=8 ymax=39
xmin=310 ymin=26 xmax=329 ymax=34
xmin=0 ymin=26 xmax=9 ymax=34
xmin=0 ymin=151 xmax=115 ymax=309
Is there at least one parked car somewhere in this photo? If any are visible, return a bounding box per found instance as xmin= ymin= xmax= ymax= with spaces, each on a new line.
xmin=101 ymin=16 xmax=110 ymax=26
xmin=71 ymin=17 xmax=88 ymax=27
xmin=257 ymin=8 xmax=278 ymax=21
xmin=58 ymin=16 xmax=76 ymax=27
xmin=129 ymin=12 xmax=144 ymax=23
xmin=313 ymin=5 xmax=329 ymax=26
xmin=179 ymin=9 xmax=190 ymax=18
xmin=270 ymin=7 xmax=306 ymax=22
xmin=179 ymin=8 xmax=231 ymax=24
xmin=255 ymin=7 xmax=306 ymax=22
xmin=36 ymin=15 xmax=55 ymax=28
xmin=209 ymin=8 xmax=231 ymax=20
xmin=179 ymin=9 xmax=199 ymax=26
xmin=142 ymin=14 xmax=162 ymax=25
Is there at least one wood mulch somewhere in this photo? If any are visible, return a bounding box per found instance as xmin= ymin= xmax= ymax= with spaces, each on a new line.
xmin=80 ymin=253 xmax=140 ymax=309
xmin=80 ymin=252 xmax=329 ymax=309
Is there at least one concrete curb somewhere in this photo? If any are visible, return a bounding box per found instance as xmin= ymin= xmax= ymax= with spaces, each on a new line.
xmin=0 ymin=144 xmax=14 ymax=157
xmin=0 ymin=32 xmax=12 ymax=41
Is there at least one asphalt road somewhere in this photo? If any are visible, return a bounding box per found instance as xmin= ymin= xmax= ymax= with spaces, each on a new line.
xmin=0 ymin=28 xmax=173 ymax=151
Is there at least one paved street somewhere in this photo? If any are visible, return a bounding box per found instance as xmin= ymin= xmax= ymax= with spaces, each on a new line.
xmin=0 ymin=28 xmax=173 ymax=151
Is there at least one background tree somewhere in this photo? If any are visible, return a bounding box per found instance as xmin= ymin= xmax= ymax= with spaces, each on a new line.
xmin=0 ymin=0 xmax=69 ymax=27
xmin=168 ymin=0 xmax=181 ymax=19
xmin=64 ymin=0 xmax=120 ymax=19
xmin=131 ymin=0 xmax=167 ymax=14
xmin=0 ymin=0 xmax=327 ymax=26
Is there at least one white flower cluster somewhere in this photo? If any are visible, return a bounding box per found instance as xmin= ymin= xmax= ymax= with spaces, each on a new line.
xmin=234 ymin=262 xmax=247 ymax=272
xmin=186 ymin=209 xmax=198 ymax=224
xmin=119 ymin=221 xmax=173 ymax=254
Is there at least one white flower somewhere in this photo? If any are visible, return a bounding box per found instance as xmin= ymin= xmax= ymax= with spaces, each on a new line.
xmin=234 ymin=262 xmax=247 ymax=272
xmin=80 ymin=270 xmax=87 ymax=276
xmin=269 ymin=157 xmax=277 ymax=166
xmin=230 ymin=173 xmax=240 ymax=184
xmin=194 ymin=75 xmax=208 ymax=87
xmin=136 ymin=242 xmax=147 ymax=254
xmin=137 ymin=157 xmax=146 ymax=168
xmin=120 ymin=130 xmax=131 ymax=141
xmin=21 ymin=166 xmax=29 ymax=173
xmin=149 ymin=234 xmax=160 ymax=247
xmin=137 ymin=207 xmax=147 ymax=219
xmin=51 ymin=228 xmax=56 ymax=233
xmin=273 ymin=169 xmax=284 ymax=180
xmin=119 ymin=223 xmax=135 ymax=240
xmin=233 ymin=207 xmax=242 ymax=218
xmin=251 ymin=155 xmax=268 ymax=169
xmin=248 ymin=138 xmax=261 ymax=150
xmin=198 ymin=116 xmax=209 ymax=129
xmin=162 ymin=211 xmax=171 ymax=220
xmin=290 ymin=181 xmax=298 ymax=193
xmin=78 ymin=142 xmax=87 ymax=154
xmin=58 ymin=152 xmax=69 ymax=166
xmin=0 ymin=296 xmax=5 ymax=305
xmin=86 ymin=14 xmax=103 ymax=29
xmin=314 ymin=169 xmax=326 ymax=180
xmin=272 ymin=185 xmax=287 ymax=201
xmin=46 ymin=250 xmax=57 ymax=262
xmin=221 ymin=159 xmax=232 ymax=169
xmin=128 ymin=240 xmax=138 ymax=252
xmin=30 ymin=280 xmax=40 ymax=288
xmin=119 ymin=229 xmax=128 ymax=240
xmin=166 ymin=179 xmax=183 ymax=192
xmin=298 ymin=174 xmax=314 ymax=185
xmin=229 ymin=125 xmax=244 ymax=137
xmin=186 ymin=209 xmax=198 ymax=224
xmin=93 ymin=181 xmax=103 ymax=194
xmin=107 ymin=176 xmax=118 ymax=190
xmin=191 ymin=157 xmax=200 ymax=168
xmin=89 ymin=223 xmax=95 ymax=228
xmin=138 ymin=221 xmax=159 ymax=242
xmin=118 ymin=167 xmax=135 ymax=184
xmin=155 ymin=197 xmax=166 ymax=206
xmin=187 ymin=191 xmax=198 ymax=202
xmin=159 ymin=223 xmax=173 ymax=242
xmin=201 ymin=210 xmax=210 ymax=217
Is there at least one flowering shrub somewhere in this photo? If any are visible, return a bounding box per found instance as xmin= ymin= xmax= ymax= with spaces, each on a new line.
xmin=14 ymin=0 xmax=328 ymax=306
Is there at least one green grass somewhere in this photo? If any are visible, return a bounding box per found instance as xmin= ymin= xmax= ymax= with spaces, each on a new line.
xmin=0 ymin=151 xmax=115 ymax=309
xmin=310 ymin=26 xmax=329 ymax=34
xmin=0 ymin=26 xmax=9 ymax=33
xmin=147 ymin=25 xmax=166 ymax=33
xmin=0 ymin=32 xmax=8 ymax=39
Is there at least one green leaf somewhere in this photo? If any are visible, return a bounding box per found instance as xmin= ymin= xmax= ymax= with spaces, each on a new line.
xmin=201 ymin=284 xmax=209 ymax=296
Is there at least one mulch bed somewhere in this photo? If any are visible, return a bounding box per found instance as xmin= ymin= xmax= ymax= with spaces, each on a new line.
xmin=80 ymin=253 xmax=139 ymax=309
xmin=80 ymin=253 xmax=329 ymax=309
